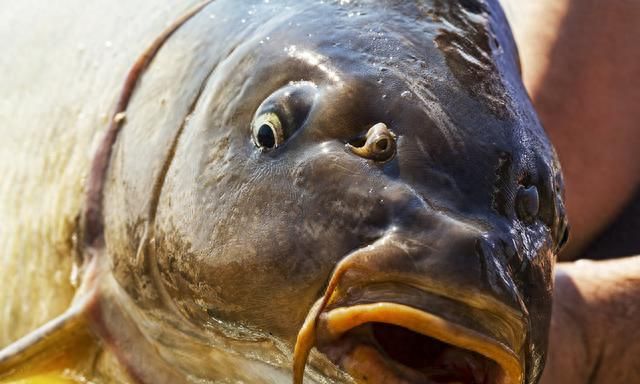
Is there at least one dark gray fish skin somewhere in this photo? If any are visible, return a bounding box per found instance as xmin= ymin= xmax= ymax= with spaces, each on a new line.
xmin=90 ymin=0 xmax=568 ymax=383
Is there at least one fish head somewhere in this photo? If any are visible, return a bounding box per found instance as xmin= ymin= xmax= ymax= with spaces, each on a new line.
xmin=101 ymin=1 xmax=568 ymax=383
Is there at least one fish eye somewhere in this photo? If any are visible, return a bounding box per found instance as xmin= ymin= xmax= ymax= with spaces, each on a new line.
xmin=250 ymin=82 xmax=318 ymax=152
xmin=516 ymin=185 xmax=540 ymax=222
xmin=252 ymin=112 xmax=284 ymax=150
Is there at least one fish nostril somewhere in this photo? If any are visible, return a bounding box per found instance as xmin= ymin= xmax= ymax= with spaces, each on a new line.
xmin=346 ymin=122 xmax=397 ymax=163
xmin=375 ymin=137 xmax=389 ymax=151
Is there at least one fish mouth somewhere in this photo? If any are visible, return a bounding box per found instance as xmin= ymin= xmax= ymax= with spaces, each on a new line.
xmin=293 ymin=236 xmax=527 ymax=384
xmin=293 ymin=282 xmax=525 ymax=384
xmin=314 ymin=302 xmax=521 ymax=384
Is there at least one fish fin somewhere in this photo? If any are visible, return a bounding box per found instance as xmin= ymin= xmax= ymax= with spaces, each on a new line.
xmin=0 ymin=254 xmax=185 ymax=384
xmin=0 ymin=296 xmax=100 ymax=383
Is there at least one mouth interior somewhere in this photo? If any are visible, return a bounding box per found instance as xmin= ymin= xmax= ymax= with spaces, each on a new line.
xmin=320 ymin=322 xmax=503 ymax=384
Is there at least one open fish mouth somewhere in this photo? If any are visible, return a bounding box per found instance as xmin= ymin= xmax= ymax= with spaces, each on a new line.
xmin=314 ymin=302 xmax=520 ymax=384
xmin=294 ymin=291 xmax=525 ymax=384
xmin=293 ymin=236 xmax=527 ymax=384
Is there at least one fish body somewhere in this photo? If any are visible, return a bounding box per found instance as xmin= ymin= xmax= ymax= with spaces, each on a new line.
xmin=0 ymin=1 xmax=567 ymax=384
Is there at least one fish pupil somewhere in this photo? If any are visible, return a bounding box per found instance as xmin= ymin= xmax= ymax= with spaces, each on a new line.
xmin=257 ymin=124 xmax=276 ymax=148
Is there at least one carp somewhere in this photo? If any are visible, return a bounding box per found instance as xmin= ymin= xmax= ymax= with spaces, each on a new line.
xmin=0 ymin=1 xmax=568 ymax=383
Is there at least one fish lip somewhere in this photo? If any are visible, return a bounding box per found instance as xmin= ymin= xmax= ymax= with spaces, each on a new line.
xmin=292 ymin=234 xmax=529 ymax=384
xmin=314 ymin=299 xmax=525 ymax=384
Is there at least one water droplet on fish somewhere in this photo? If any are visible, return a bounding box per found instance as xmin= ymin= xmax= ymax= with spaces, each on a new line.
xmin=401 ymin=90 xmax=412 ymax=98
xmin=381 ymin=94 xmax=388 ymax=99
